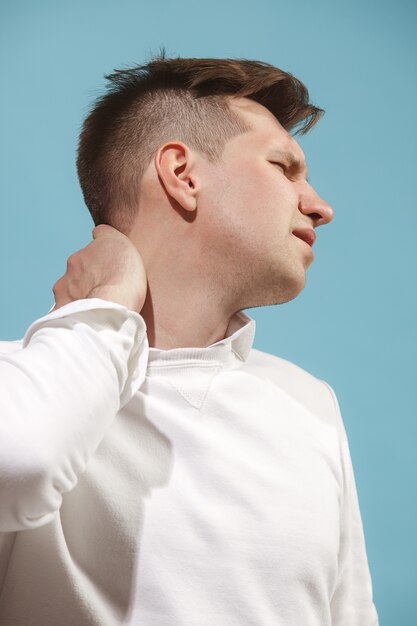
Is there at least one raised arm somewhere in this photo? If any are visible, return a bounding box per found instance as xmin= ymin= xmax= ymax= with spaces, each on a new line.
xmin=0 ymin=224 xmax=149 ymax=532
xmin=0 ymin=299 xmax=148 ymax=532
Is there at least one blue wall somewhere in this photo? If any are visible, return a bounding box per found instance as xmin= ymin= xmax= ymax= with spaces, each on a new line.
xmin=1 ymin=1 xmax=416 ymax=623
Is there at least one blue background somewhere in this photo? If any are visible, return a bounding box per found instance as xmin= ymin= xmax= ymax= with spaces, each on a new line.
xmin=1 ymin=1 xmax=416 ymax=623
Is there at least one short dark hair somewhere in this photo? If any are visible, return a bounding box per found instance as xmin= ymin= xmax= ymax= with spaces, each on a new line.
xmin=76 ymin=49 xmax=324 ymax=234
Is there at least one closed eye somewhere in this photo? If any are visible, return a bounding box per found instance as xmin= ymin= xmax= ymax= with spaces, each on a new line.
xmin=271 ymin=161 xmax=311 ymax=185
xmin=271 ymin=162 xmax=293 ymax=179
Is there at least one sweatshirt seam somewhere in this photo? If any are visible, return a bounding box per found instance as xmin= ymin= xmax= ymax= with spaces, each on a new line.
xmin=162 ymin=364 xmax=221 ymax=411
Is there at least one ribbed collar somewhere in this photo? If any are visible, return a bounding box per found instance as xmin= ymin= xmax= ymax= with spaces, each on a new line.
xmin=147 ymin=310 xmax=256 ymax=366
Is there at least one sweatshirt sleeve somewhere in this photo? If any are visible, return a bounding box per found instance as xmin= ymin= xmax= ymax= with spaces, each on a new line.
xmin=0 ymin=298 xmax=149 ymax=532
xmin=320 ymin=380 xmax=379 ymax=625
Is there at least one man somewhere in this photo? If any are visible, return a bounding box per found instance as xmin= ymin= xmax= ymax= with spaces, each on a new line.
xmin=0 ymin=53 xmax=379 ymax=624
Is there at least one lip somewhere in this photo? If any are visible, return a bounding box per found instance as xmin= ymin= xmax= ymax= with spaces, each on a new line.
xmin=292 ymin=228 xmax=316 ymax=247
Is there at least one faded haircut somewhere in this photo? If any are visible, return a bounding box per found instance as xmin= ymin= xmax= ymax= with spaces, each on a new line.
xmin=76 ymin=49 xmax=324 ymax=234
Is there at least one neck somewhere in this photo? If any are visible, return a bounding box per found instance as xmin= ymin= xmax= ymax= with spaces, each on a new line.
xmin=128 ymin=209 xmax=242 ymax=350
xmin=139 ymin=269 xmax=236 ymax=350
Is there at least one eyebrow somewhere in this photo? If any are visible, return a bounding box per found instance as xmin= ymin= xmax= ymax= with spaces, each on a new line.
xmin=271 ymin=149 xmax=310 ymax=184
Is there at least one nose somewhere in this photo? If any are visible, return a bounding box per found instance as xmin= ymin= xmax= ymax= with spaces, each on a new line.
xmin=298 ymin=186 xmax=334 ymax=227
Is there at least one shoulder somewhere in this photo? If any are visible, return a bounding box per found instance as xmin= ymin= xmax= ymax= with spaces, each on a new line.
xmin=243 ymin=347 xmax=338 ymax=423
xmin=0 ymin=339 xmax=24 ymax=356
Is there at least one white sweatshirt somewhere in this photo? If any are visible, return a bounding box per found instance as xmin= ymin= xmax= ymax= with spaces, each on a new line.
xmin=0 ymin=298 xmax=379 ymax=625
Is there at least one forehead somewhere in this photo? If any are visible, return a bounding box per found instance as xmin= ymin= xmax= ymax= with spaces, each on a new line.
xmin=227 ymin=96 xmax=305 ymax=160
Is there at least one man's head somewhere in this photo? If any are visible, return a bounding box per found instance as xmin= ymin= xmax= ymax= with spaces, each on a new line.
xmin=77 ymin=52 xmax=334 ymax=319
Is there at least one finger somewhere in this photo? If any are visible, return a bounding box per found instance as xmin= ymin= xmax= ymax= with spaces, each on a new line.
xmin=92 ymin=224 xmax=115 ymax=239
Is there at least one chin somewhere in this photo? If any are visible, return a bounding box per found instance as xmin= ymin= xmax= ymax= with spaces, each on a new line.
xmin=279 ymin=262 xmax=307 ymax=295
xmin=274 ymin=286 xmax=305 ymax=306
xmin=281 ymin=285 xmax=305 ymax=304
xmin=240 ymin=259 xmax=308 ymax=308
xmin=250 ymin=275 xmax=306 ymax=308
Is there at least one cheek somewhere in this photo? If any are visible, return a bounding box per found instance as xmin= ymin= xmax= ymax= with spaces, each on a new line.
xmin=236 ymin=177 xmax=293 ymax=239
xmin=200 ymin=166 xmax=295 ymax=256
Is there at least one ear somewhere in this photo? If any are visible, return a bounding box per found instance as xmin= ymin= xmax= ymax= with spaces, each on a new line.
xmin=154 ymin=142 xmax=199 ymax=212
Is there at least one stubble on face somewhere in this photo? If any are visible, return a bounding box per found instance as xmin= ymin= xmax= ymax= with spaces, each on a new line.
xmin=198 ymin=97 xmax=312 ymax=311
